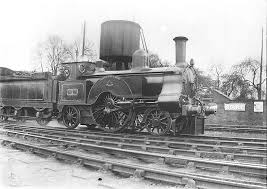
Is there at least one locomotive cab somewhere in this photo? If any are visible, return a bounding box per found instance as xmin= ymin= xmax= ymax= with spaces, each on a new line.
xmin=60 ymin=61 xmax=96 ymax=80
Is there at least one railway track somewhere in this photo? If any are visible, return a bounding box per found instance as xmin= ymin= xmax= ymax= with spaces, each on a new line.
xmin=2 ymin=121 xmax=266 ymax=143
xmin=1 ymin=123 xmax=266 ymax=165
xmin=1 ymin=122 xmax=266 ymax=173
xmin=1 ymin=135 xmax=266 ymax=189
xmin=205 ymin=124 xmax=267 ymax=133
xmin=0 ymin=121 xmax=267 ymax=188
xmin=1 ymin=128 xmax=266 ymax=179
xmin=1 ymin=121 xmax=266 ymax=143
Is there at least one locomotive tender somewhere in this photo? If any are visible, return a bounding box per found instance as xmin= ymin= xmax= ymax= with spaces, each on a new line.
xmin=0 ymin=20 xmax=216 ymax=135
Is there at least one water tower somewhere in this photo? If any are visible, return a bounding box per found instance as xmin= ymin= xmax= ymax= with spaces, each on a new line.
xmin=100 ymin=20 xmax=141 ymax=70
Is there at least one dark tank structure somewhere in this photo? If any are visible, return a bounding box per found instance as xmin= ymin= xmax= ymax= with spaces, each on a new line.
xmin=0 ymin=20 xmax=217 ymax=136
xmin=100 ymin=20 xmax=141 ymax=70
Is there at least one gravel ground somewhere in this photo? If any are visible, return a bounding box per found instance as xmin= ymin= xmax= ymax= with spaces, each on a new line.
xmin=0 ymin=146 xmax=183 ymax=189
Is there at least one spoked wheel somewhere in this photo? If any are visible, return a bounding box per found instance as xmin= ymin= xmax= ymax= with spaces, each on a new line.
xmin=0 ymin=115 xmax=8 ymax=122
xmin=92 ymin=93 xmax=133 ymax=132
xmin=175 ymin=116 xmax=188 ymax=134
xmin=144 ymin=108 xmax=171 ymax=136
xmin=0 ymin=109 xmax=8 ymax=122
xmin=36 ymin=118 xmax=50 ymax=126
xmin=62 ymin=106 xmax=80 ymax=129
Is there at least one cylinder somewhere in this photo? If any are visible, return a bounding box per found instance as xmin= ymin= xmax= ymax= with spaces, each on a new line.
xmin=173 ymin=36 xmax=188 ymax=66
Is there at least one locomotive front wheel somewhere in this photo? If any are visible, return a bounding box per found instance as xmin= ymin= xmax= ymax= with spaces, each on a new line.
xmin=62 ymin=106 xmax=80 ymax=129
xmin=144 ymin=108 xmax=171 ymax=136
xmin=92 ymin=93 xmax=133 ymax=132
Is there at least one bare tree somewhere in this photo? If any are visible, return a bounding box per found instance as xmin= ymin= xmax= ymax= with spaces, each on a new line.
xmin=210 ymin=63 xmax=224 ymax=89
xmin=65 ymin=38 xmax=97 ymax=62
xmin=233 ymin=58 xmax=266 ymax=100
xmin=35 ymin=35 xmax=69 ymax=75
xmin=220 ymin=73 xmax=255 ymax=99
xmin=148 ymin=52 xmax=170 ymax=68
xmin=194 ymin=68 xmax=215 ymax=89
xmin=35 ymin=35 xmax=97 ymax=75
xmin=34 ymin=43 xmax=44 ymax=72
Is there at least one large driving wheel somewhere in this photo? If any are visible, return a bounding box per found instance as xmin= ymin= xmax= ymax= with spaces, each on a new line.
xmin=144 ymin=108 xmax=171 ymax=136
xmin=62 ymin=106 xmax=80 ymax=129
xmin=92 ymin=93 xmax=133 ymax=132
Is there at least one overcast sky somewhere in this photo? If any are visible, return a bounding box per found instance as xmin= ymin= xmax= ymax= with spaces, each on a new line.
xmin=0 ymin=0 xmax=266 ymax=73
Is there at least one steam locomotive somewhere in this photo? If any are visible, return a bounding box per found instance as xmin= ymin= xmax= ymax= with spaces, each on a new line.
xmin=0 ymin=20 xmax=216 ymax=136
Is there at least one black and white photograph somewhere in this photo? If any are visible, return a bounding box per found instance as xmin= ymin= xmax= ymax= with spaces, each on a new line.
xmin=0 ymin=0 xmax=266 ymax=188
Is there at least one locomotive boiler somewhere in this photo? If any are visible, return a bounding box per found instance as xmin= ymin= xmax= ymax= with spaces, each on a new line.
xmin=0 ymin=20 xmax=217 ymax=136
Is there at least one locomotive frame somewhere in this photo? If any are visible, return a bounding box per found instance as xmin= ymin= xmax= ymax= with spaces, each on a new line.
xmin=0 ymin=59 xmax=217 ymax=136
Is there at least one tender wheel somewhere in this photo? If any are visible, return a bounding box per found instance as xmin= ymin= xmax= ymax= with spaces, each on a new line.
xmin=15 ymin=109 xmax=26 ymax=123
xmin=0 ymin=115 xmax=8 ymax=122
xmin=36 ymin=118 xmax=50 ymax=126
xmin=92 ymin=93 xmax=133 ymax=132
xmin=144 ymin=108 xmax=171 ymax=136
xmin=0 ymin=109 xmax=8 ymax=122
xmin=62 ymin=106 xmax=80 ymax=129
xmin=0 ymin=108 xmax=8 ymax=122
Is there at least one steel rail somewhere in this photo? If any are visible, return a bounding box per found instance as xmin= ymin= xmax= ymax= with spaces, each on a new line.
xmin=7 ymin=128 xmax=267 ymax=164
xmin=0 ymin=136 xmax=266 ymax=189
xmin=205 ymin=127 xmax=267 ymax=133
xmin=205 ymin=124 xmax=267 ymax=133
xmin=206 ymin=124 xmax=266 ymax=129
xmin=1 ymin=129 xmax=266 ymax=180
xmin=2 ymin=124 xmax=266 ymax=157
xmin=1 ymin=121 xmax=266 ymax=144
xmin=1 ymin=121 xmax=266 ymax=143
xmin=2 ymin=123 xmax=266 ymax=146
xmin=1 ymin=124 xmax=266 ymax=164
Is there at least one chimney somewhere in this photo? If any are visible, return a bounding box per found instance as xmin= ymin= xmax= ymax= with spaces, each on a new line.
xmin=173 ymin=36 xmax=188 ymax=67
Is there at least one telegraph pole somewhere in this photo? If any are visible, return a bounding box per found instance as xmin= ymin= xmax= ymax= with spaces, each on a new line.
xmin=82 ymin=21 xmax=86 ymax=57
xmin=259 ymin=27 xmax=263 ymax=100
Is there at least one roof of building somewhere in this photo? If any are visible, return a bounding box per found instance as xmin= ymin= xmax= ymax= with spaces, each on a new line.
xmin=212 ymin=88 xmax=233 ymax=100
